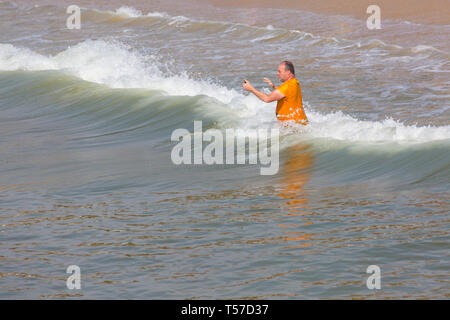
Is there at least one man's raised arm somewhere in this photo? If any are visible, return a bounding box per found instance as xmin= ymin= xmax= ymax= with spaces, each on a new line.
xmin=243 ymin=79 xmax=284 ymax=103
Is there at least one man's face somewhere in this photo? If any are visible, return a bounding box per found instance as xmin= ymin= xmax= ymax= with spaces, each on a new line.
xmin=277 ymin=63 xmax=291 ymax=82
xmin=277 ymin=63 xmax=286 ymax=82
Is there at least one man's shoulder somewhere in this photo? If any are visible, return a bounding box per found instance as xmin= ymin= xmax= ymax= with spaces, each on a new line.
xmin=285 ymin=78 xmax=299 ymax=89
xmin=286 ymin=78 xmax=299 ymax=85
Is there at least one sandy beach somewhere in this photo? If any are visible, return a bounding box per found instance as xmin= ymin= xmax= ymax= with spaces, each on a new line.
xmin=206 ymin=0 xmax=449 ymax=25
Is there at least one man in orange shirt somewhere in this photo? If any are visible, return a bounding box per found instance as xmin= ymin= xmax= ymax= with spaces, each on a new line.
xmin=242 ymin=61 xmax=308 ymax=125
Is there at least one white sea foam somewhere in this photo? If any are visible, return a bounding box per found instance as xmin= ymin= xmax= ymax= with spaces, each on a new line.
xmin=113 ymin=6 xmax=143 ymax=18
xmin=0 ymin=43 xmax=56 ymax=71
xmin=0 ymin=41 xmax=448 ymax=144
xmin=411 ymin=45 xmax=443 ymax=54
xmin=110 ymin=6 xmax=170 ymax=19
xmin=302 ymin=109 xmax=450 ymax=143
xmin=146 ymin=11 xmax=170 ymax=18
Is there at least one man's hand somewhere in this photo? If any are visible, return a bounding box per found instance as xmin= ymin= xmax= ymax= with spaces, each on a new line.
xmin=263 ymin=77 xmax=275 ymax=89
xmin=243 ymin=79 xmax=254 ymax=92
xmin=243 ymin=78 xmax=284 ymax=103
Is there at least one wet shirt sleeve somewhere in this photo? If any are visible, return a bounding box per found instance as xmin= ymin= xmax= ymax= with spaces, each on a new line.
xmin=277 ymin=81 xmax=289 ymax=97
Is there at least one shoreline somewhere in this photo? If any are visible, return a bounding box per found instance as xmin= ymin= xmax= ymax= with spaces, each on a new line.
xmin=205 ymin=0 xmax=449 ymax=25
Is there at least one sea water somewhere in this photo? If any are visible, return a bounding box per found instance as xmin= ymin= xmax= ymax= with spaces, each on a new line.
xmin=0 ymin=0 xmax=449 ymax=299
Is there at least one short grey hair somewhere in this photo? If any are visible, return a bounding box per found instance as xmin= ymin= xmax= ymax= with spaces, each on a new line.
xmin=281 ymin=61 xmax=295 ymax=75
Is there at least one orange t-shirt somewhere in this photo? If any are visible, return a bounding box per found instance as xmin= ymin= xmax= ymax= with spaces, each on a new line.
xmin=276 ymin=78 xmax=307 ymax=124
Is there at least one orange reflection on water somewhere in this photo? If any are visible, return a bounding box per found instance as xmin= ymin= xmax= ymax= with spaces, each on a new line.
xmin=278 ymin=143 xmax=316 ymax=249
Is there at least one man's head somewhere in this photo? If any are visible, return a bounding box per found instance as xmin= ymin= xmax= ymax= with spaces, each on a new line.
xmin=277 ymin=61 xmax=295 ymax=82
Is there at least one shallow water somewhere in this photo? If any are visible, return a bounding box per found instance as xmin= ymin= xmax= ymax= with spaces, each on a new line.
xmin=0 ymin=0 xmax=449 ymax=299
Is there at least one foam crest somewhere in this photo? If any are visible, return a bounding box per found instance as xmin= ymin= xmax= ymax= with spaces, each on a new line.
xmin=411 ymin=45 xmax=444 ymax=54
xmin=0 ymin=43 xmax=56 ymax=71
xmin=0 ymin=41 xmax=238 ymax=103
xmin=110 ymin=6 xmax=169 ymax=19
xmin=303 ymin=109 xmax=450 ymax=143
xmin=113 ymin=6 xmax=143 ymax=18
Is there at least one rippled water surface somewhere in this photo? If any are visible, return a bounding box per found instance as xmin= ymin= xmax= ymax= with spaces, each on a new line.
xmin=0 ymin=0 xmax=449 ymax=299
